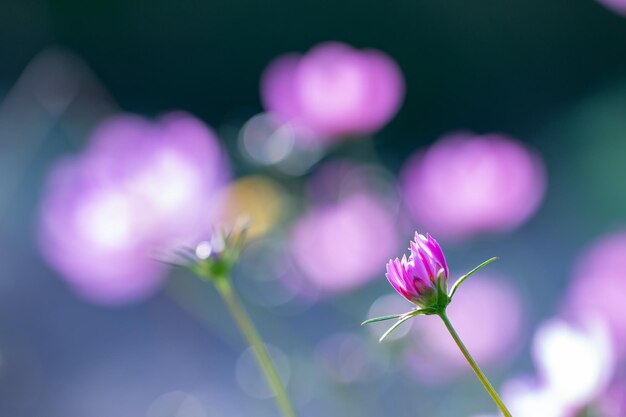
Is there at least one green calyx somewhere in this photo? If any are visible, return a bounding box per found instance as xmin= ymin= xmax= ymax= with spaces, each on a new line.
xmin=189 ymin=257 xmax=232 ymax=283
xmin=166 ymin=219 xmax=250 ymax=284
xmin=418 ymin=271 xmax=450 ymax=313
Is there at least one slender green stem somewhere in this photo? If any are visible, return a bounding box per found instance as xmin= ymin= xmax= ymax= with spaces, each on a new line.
xmin=438 ymin=312 xmax=512 ymax=417
xmin=215 ymin=278 xmax=297 ymax=417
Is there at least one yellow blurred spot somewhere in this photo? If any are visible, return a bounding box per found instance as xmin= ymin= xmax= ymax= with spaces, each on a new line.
xmin=218 ymin=176 xmax=286 ymax=239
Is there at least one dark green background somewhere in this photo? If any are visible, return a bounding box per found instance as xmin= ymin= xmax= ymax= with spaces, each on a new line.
xmin=4 ymin=0 xmax=626 ymax=151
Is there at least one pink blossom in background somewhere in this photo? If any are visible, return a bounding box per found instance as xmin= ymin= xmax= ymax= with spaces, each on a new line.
xmin=596 ymin=0 xmax=626 ymax=16
xmin=498 ymin=377 xmax=571 ymax=417
xmin=565 ymin=232 xmax=626 ymax=359
xmin=261 ymin=42 xmax=404 ymax=142
xmin=400 ymin=132 xmax=546 ymax=242
xmin=496 ymin=318 xmax=615 ymax=417
xmin=406 ymin=275 xmax=524 ymax=384
xmin=532 ymin=319 xmax=614 ymax=409
xmin=304 ymin=159 xmax=400 ymax=207
xmin=38 ymin=112 xmax=229 ymax=304
xmin=471 ymin=318 xmax=615 ymax=417
xmin=290 ymin=192 xmax=398 ymax=294
xmin=289 ymin=161 xmax=400 ymax=294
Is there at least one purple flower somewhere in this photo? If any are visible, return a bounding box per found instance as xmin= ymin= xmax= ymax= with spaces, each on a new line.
xmin=385 ymin=232 xmax=448 ymax=308
xmin=400 ymin=132 xmax=546 ymax=241
xmin=261 ymin=42 xmax=404 ymax=142
xmin=38 ymin=112 xmax=229 ymax=304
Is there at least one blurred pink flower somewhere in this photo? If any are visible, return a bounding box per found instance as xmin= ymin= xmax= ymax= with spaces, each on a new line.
xmin=499 ymin=377 xmax=571 ymax=417
xmin=385 ymin=232 xmax=448 ymax=307
xmin=400 ymin=132 xmax=546 ymax=241
xmin=532 ymin=318 xmax=614 ymax=409
xmin=406 ymin=275 xmax=524 ymax=384
xmin=498 ymin=318 xmax=615 ymax=417
xmin=290 ymin=192 xmax=399 ymax=294
xmin=38 ymin=112 xmax=229 ymax=304
xmin=565 ymin=232 xmax=626 ymax=359
xmin=596 ymin=0 xmax=626 ymax=15
xmin=260 ymin=42 xmax=404 ymax=142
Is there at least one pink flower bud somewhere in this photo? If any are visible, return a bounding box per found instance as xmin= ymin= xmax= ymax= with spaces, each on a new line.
xmin=385 ymin=232 xmax=448 ymax=308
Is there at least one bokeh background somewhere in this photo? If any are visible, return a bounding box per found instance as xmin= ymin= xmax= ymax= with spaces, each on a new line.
xmin=2 ymin=1 xmax=626 ymax=416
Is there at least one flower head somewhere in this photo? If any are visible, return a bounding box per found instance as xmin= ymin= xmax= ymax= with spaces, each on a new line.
xmin=363 ymin=230 xmax=497 ymax=343
xmin=170 ymin=218 xmax=251 ymax=284
xmin=367 ymin=232 xmax=510 ymax=414
xmin=385 ymin=232 xmax=449 ymax=309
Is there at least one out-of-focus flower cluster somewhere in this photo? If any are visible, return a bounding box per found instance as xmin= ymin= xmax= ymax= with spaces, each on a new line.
xmin=35 ymin=42 xmax=551 ymax=323
xmin=38 ymin=112 xmax=229 ymax=303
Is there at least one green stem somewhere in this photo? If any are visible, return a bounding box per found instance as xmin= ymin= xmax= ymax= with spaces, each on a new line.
xmin=215 ymin=278 xmax=297 ymax=417
xmin=438 ymin=311 xmax=512 ymax=417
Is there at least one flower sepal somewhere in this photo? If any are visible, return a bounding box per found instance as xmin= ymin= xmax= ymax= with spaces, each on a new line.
xmin=362 ymin=273 xmax=450 ymax=343
xmin=434 ymin=270 xmax=451 ymax=312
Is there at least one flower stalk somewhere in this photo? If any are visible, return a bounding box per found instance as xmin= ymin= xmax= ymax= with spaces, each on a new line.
xmin=214 ymin=276 xmax=297 ymax=417
xmin=438 ymin=311 xmax=512 ymax=417
xmin=170 ymin=222 xmax=297 ymax=417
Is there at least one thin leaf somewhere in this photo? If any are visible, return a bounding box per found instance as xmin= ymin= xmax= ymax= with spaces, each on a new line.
xmin=378 ymin=309 xmax=428 ymax=343
xmin=449 ymin=257 xmax=498 ymax=299
xmin=173 ymin=249 xmax=199 ymax=265
xmin=361 ymin=314 xmax=404 ymax=326
xmin=180 ymin=246 xmax=197 ymax=255
xmin=155 ymin=259 xmax=185 ymax=268
xmin=379 ymin=315 xmax=414 ymax=343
